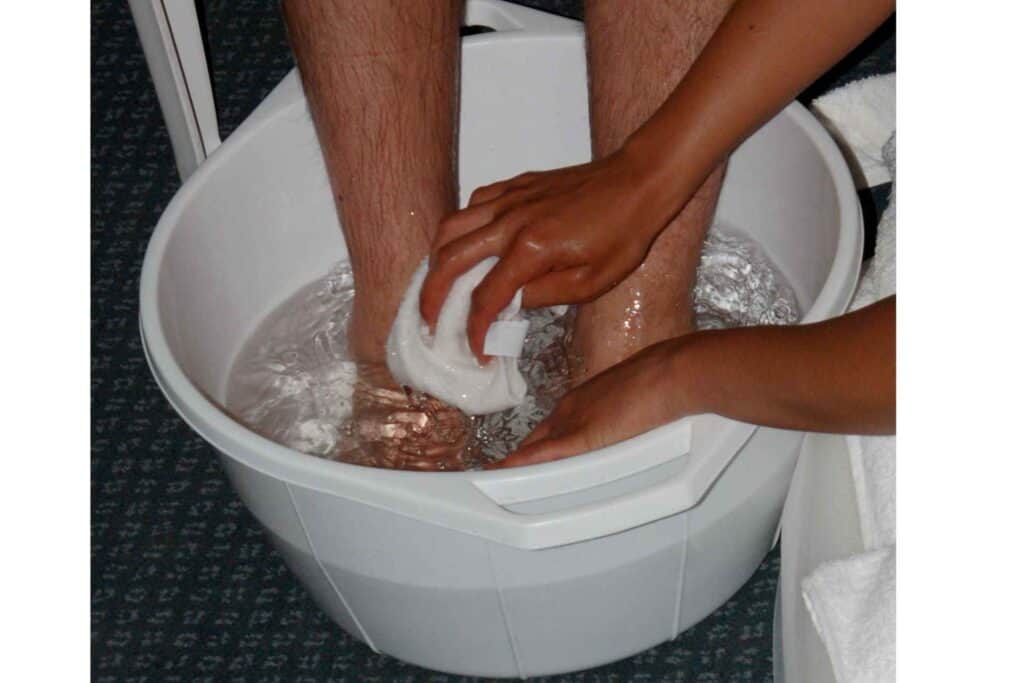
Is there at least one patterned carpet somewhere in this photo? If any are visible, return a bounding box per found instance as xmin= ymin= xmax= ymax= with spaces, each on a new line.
xmin=91 ymin=2 xmax=894 ymax=680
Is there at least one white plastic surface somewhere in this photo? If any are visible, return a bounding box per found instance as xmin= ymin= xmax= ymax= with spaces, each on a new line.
xmin=128 ymin=0 xmax=220 ymax=180
xmin=137 ymin=0 xmax=863 ymax=675
xmin=134 ymin=18 xmax=856 ymax=548
xmin=138 ymin=53 xmax=859 ymax=549
xmin=775 ymin=433 xmax=864 ymax=683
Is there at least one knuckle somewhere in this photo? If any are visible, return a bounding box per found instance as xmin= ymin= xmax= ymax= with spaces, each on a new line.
xmin=576 ymin=282 xmax=604 ymax=303
xmin=440 ymin=207 xmax=495 ymax=243
xmin=437 ymin=211 xmax=472 ymax=240
xmin=563 ymin=273 xmax=589 ymax=300
xmin=511 ymin=226 xmax=546 ymax=256
xmin=468 ymin=186 xmax=491 ymax=204
xmin=435 ymin=242 xmax=461 ymax=269
xmin=436 ymin=215 xmax=458 ymax=241
xmin=502 ymin=204 xmax=530 ymax=225
xmin=541 ymin=212 xmax=564 ymax=229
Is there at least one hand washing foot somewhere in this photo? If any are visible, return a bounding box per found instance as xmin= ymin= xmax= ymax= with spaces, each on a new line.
xmin=227 ymin=231 xmax=801 ymax=467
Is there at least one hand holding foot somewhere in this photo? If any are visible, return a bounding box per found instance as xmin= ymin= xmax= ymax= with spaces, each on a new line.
xmin=492 ymin=339 xmax=691 ymax=469
xmin=496 ymin=297 xmax=897 ymax=469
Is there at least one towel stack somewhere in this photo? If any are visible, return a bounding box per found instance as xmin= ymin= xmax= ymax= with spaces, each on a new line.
xmin=801 ymin=74 xmax=897 ymax=683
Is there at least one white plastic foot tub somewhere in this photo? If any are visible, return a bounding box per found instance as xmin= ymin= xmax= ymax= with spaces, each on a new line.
xmin=139 ymin=1 xmax=861 ymax=677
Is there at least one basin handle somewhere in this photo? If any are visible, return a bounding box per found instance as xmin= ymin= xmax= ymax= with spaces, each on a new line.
xmin=329 ymin=417 xmax=756 ymax=551
xmin=454 ymin=419 xmax=758 ymax=549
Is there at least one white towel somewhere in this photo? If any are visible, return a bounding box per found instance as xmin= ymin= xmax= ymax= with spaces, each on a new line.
xmin=386 ymin=257 xmax=528 ymax=415
xmin=850 ymin=133 xmax=896 ymax=313
xmin=847 ymin=132 xmax=896 ymax=554
xmin=847 ymin=430 xmax=896 ymax=551
xmin=798 ymin=73 xmax=897 ymax=683
xmin=811 ymin=73 xmax=896 ymax=189
xmin=802 ymin=548 xmax=896 ymax=683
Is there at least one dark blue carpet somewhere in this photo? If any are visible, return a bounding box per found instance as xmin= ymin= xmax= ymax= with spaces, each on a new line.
xmin=91 ymin=2 xmax=894 ymax=680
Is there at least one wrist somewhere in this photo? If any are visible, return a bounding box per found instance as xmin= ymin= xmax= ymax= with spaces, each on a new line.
xmin=619 ymin=128 xmax=683 ymax=197
xmin=663 ymin=332 xmax=717 ymax=417
xmin=618 ymin=125 xmax=713 ymax=228
xmin=626 ymin=336 xmax=703 ymax=423
xmin=620 ymin=125 xmax=675 ymax=176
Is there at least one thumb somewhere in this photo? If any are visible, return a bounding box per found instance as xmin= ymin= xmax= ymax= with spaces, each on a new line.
xmin=493 ymin=434 xmax=584 ymax=469
xmin=516 ymin=416 xmax=555 ymax=449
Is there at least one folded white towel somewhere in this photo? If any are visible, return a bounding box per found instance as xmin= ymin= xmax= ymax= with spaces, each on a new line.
xmin=847 ymin=133 xmax=896 ymax=556
xmin=802 ymin=548 xmax=896 ymax=683
xmin=847 ymin=432 xmax=896 ymax=551
xmin=386 ymin=257 xmax=528 ymax=415
xmin=812 ymin=73 xmax=896 ymax=189
xmin=850 ymin=133 xmax=896 ymax=313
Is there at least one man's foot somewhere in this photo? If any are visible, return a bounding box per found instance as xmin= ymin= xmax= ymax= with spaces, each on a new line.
xmin=338 ymin=362 xmax=476 ymax=471
xmin=341 ymin=264 xmax=480 ymax=470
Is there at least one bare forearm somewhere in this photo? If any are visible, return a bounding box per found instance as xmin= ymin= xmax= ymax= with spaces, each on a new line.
xmin=636 ymin=0 xmax=896 ymax=431
xmin=627 ymin=0 xmax=895 ymax=209
xmin=672 ymin=297 xmax=896 ymax=434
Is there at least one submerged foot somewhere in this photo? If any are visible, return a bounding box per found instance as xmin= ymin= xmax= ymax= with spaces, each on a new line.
xmin=337 ymin=363 xmax=476 ymax=471
xmin=340 ymin=283 xmax=479 ymax=470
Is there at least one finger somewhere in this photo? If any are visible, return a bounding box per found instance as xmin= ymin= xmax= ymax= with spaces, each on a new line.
xmin=433 ymin=205 xmax=498 ymax=254
xmin=467 ymin=238 xmax=551 ymax=361
xmin=467 ymin=181 xmax=511 ymax=207
xmin=467 ymin=172 xmax=538 ymax=207
xmin=419 ymin=223 xmax=513 ymax=329
xmin=493 ymin=435 xmax=585 ymax=469
xmin=521 ymin=266 xmax=595 ymax=309
xmin=433 ymin=187 xmax=539 ymax=253
xmin=518 ymin=416 xmax=556 ymax=448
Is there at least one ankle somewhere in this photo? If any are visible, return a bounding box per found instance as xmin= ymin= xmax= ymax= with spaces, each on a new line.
xmin=569 ymin=295 xmax=695 ymax=384
xmin=347 ymin=300 xmax=398 ymax=365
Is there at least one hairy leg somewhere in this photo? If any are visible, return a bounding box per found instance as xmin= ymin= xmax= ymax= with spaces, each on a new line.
xmin=283 ymin=1 xmax=470 ymax=468
xmin=283 ymin=0 xmax=461 ymax=364
xmin=573 ymin=0 xmax=732 ymax=381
